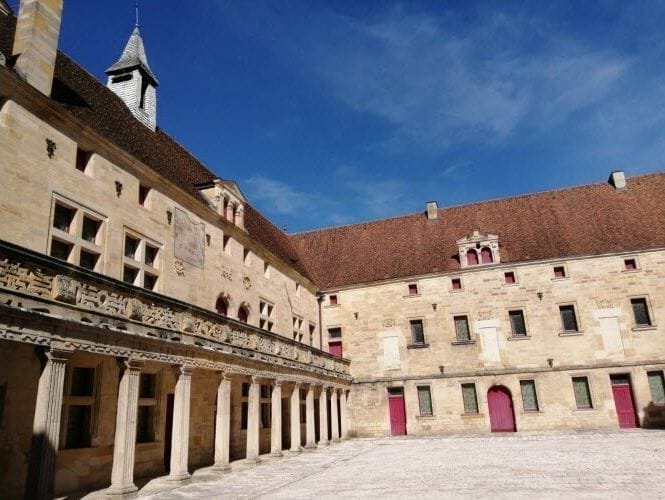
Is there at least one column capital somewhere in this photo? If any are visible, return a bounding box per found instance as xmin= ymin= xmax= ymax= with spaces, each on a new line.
xmin=124 ymin=358 xmax=145 ymax=371
xmin=292 ymin=381 xmax=302 ymax=389
xmin=273 ymin=379 xmax=284 ymax=387
xmin=45 ymin=347 xmax=74 ymax=363
xmin=173 ymin=364 xmax=194 ymax=377
xmin=251 ymin=375 xmax=263 ymax=384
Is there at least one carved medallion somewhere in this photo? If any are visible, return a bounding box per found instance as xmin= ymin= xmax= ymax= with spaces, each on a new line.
xmin=243 ymin=276 xmax=251 ymax=290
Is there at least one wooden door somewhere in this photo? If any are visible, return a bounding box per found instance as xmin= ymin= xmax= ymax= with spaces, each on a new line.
xmin=611 ymin=375 xmax=639 ymax=428
xmin=488 ymin=386 xmax=516 ymax=432
xmin=387 ymin=388 xmax=406 ymax=436
xmin=329 ymin=341 xmax=343 ymax=358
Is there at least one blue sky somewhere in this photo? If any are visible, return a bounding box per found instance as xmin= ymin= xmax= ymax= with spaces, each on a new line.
xmin=14 ymin=0 xmax=665 ymax=231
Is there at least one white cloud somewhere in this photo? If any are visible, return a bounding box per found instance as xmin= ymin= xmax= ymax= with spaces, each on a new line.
xmin=244 ymin=176 xmax=311 ymax=215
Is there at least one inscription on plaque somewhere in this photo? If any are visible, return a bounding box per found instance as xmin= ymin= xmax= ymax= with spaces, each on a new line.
xmin=174 ymin=208 xmax=205 ymax=268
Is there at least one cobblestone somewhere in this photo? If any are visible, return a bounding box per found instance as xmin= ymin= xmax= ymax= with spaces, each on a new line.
xmin=142 ymin=430 xmax=665 ymax=499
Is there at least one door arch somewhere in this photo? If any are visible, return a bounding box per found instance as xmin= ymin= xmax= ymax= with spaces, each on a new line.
xmin=487 ymin=385 xmax=516 ymax=432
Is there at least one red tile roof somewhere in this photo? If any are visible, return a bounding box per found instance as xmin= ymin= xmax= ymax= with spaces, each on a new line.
xmin=291 ymin=173 xmax=665 ymax=289
xmin=0 ymin=13 xmax=309 ymax=280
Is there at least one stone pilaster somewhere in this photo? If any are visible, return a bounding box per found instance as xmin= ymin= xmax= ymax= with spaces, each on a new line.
xmin=340 ymin=389 xmax=349 ymax=440
xmin=107 ymin=359 xmax=144 ymax=496
xmin=305 ymin=385 xmax=316 ymax=449
xmin=330 ymin=388 xmax=340 ymax=443
xmin=270 ymin=380 xmax=283 ymax=457
xmin=25 ymin=347 xmax=72 ymax=500
xmin=212 ymin=373 xmax=232 ymax=471
xmin=318 ymin=386 xmax=329 ymax=446
xmin=168 ymin=365 xmax=193 ymax=482
xmin=290 ymin=383 xmax=302 ymax=452
xmin=246 ymin=376 xmax=261 ymax=462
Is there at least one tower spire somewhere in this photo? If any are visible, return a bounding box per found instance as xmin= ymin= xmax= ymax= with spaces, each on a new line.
xmin=135 ymin=1 xmax=139 ymax=28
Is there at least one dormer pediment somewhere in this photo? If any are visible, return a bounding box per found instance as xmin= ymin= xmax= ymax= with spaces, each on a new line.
xmin=457 ymin=229 xmax=500 ymax=267
xmin=197 ymin=179 xmax=246 ymax=231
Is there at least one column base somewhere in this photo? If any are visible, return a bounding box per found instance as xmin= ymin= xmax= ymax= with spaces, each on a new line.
xmin=270 ymin=450 xmax=283 ymax=457
xmin=332 ymin=437 xmax=341 ymax=443
xmin=105 ymin=484 xmax=138 ymax=497
xmin=318 ymin=440 xmax=329 ymax=446
xmin=304 ymin=443 xmax=317 ymax=450
xmin=211 ymin=463 xmax=231 ymax=472
xmin=288 ymin=446 xmax=302 ymax=454
xmin=166 ymin=472 xmax=192 ymax=484
xmin=245 ymin=456 xmax=261 ymax=464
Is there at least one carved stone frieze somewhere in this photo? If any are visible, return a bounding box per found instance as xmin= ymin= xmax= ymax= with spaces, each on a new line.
xmin=52 ymin=275 xmax=78 ymax=303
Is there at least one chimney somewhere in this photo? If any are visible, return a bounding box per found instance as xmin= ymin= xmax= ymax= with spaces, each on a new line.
xmin=12 ymin=0 xmax=64 ymax=97
xmin=426 ymin=201 xmax=438 ymax=220
xmin=608 ymin=170 xmax=627 ymax=191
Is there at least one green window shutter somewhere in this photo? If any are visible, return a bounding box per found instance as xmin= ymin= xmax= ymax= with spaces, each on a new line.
xmin=648 ymin=371 xmax=665 ymax=404
xmin=454 ymin=316 xmax=470 ymax=341
xmin=572 ymin=377 xmax=592 ymax=408
xmin=417 ymin=386 xmax=433 ymax=416
xmin=520 ymin=380 xmax=539 ymax=411
xmin=462 ymin=383 xmax=478 ymax=413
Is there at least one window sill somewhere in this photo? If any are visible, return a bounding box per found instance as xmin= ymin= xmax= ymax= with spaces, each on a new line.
xmin=324 ymin=304 xmax=341 ymax=309
xmin=521 ymin=410 xmax=541 ymax=415
xmin=558 ymin=331 xmax=584 ymax=337
xmin=632 ymin=325 xmax=657 ymax=332
xmin=451 ymin=340 xmax=476 ymax=346
xmin=621 ymin=269 xmax=642 ymax=273
xmin=574 ymin=407 xmax=595 ymax=412
xmin=449 ymin=289 xmax=464 ymax=293
xmin=407 ymin=343 xmax=430 ymax=349
xmin=502 ymin=283 xmax=519 ymax=287
xmin=460 ymin=412 xmax=483 ymax=418
xmin=507 ymin=335 xmax=531 ymax=341
xmin=551 ymin=277 xmax=569 ymax=282
xmin=415 ymin=414 xmax=435 ymax=420
xmin=403 ymin=294 xmax=421 ymax=298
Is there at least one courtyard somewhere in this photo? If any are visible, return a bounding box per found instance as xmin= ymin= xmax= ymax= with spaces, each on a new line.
xmin=139 ymin=430 xmax=665 ymax=499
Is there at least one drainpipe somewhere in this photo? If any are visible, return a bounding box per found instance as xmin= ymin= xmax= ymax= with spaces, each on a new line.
xmin=316 ymin=292 xmax=324 ymax=350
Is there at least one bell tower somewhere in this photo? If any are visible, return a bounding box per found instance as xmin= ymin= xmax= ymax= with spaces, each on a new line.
xmin=105 ymin=9 xmax=158 ymax=131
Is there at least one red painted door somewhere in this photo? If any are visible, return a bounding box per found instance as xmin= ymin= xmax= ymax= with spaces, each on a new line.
xmin=329 ymin=341 xmax=343 ymax=358
xmin=488 ymin=386 xmax=516 ymax=432
xmin=611 ymin=376 xmax=638 ymax=428
xmin=388 ymin=389 xmax=407 ymax=436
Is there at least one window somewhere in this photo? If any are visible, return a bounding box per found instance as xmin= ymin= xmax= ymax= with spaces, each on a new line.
xmin=238 ymin=305 xmax=249 ymax=323
xmin=329 ymin=294 xmax=338 ymax=306
xmin=50 ymin=198 xmax=105 ymax=271
xmin=624 ymin=258 xmax=637 ymax=271
xmin=240 ymin=382 xmax=249 ymax=430
xmin=466 ymin=249 xmax=478 ymax=266
xmin=480 ymin=247 xmax=493 ymax=264
xmin=572 ymin=376 xmax=592 ymax=409
xmin=260 ymin=384 xmax=271 ymax=429
xmin=410 ymin=319 xmax=425 ymax=345
xmin=62 ymin=366 xmax=97 ymax=449
xmin=454 ymin=315 xmax=471 ymax=342
xmin=75 ymin=147 xmax=91 ymax=172
xmin=328 ymin=328 xmax=342 ymax=357
xmin=417 ymin=386 xmax=433 ymax=416
xmin=504 ymin=271 xmax=516 ymax=284
xmin=309 ymin=323 xmax=316 ymax=346
xmin=215 ymin=296 xmax=228 ymax=316
xmin=451 ymin=278 xmax=462 ymax=290
xmin=461 ymin=383 xmax=479 ymax=413
xmin=293 ymin=316 xmax=303 ymax=342
xmin=328 ymin=327 xmax=342 ymax=339
xmin=631 ymin=298 xmax=652 ymax=327
xmin=138 ymin=184 xmax=151 ymax=207
xmin=520 ymin=380 xmax=539 ymax=411
xmin=559 ymin=305 xmax=579 ymax=332
xmin=263 ymin=262 xmax=270 ymax=278
xmin=223 ymin=235 xmax=231 ymax=254
xmin=259 ymin=300 xmax=275 ymax=331
xmin=137 ymin=373 xmax=157 ymax=443
xmin=553 ymin=266 xmax=566 ymax=278
xmin=509 ymin=310 xmax=527 ymax=337
xmin=647 ymin=371 xmax=665 ymax=404
xmin=408 ymin=283 xmax=418 ymax=295
xmin=243 ymin=248 xmax=251 ymax=266
xmin=122 ymin=231 xmax=160 ymax=290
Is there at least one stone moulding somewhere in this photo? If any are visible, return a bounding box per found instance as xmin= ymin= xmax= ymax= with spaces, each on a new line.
xmin=0 ymin=239 xmax=351 ymax=381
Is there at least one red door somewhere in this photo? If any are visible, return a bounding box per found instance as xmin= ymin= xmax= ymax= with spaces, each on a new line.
xmin=611 ymin=375 xmax=638 ymax=428
xmin=387 ymin=388 xmax=406 ymax=436
xmin=329 ymin=341 xmax=343 ymax=358
xmin=487 ymin=386 xmax=516 ymax=432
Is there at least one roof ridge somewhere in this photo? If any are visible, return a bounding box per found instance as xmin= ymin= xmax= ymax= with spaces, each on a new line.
xmin=290 ymin=170 xmax=665 ymax=237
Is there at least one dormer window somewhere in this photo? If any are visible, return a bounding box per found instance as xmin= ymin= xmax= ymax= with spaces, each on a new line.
xmin=196 ymin=179 xmax=246 ymax=231
xmin=457 ymin=230 xmax=500 ymax=268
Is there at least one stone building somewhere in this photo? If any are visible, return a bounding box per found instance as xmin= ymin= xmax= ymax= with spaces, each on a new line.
xmin=0 ymin=1 xmax=664 ymax=498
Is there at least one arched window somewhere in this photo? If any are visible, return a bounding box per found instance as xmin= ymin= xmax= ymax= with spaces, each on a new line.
xmin=481 ymin=247 xmax=493 ymax=264
xmin=466 ymin=249 xmax=478 ymax=266
xmin=215 ymin=296 xmax=228 ymax=316
xmin=238 ymin=305 xmax=249 ymax=323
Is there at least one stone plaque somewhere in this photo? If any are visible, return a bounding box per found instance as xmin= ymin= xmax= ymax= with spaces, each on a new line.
xmin=174 ymin=208 xmax=205 ymax=269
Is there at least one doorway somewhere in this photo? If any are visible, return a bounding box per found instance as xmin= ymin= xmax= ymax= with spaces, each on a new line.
xmin=487 ymin=386 xmax=516 ymax=432
xmin=387 ymin=387 xmax=406 ymax=436
xmin=611 ymin=374 xmax=639 ymax=428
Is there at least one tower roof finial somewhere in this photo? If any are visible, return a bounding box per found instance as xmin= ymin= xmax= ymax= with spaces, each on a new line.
xmin=135 ymin=1 xmax=139 ymax=28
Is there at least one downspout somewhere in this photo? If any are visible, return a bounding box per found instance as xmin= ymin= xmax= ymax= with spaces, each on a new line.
xmin=316 ymin=292 xmax=324 ymax=350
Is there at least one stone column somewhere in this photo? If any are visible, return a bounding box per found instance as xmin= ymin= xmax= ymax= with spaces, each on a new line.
xmin=270 ymin=380 xmax=283 ymax=457
xmin=305 ymin=385 xmax=316 ymax=449
xmin=340 ymin=389 xmax=349 ymax=440
xmin=246 ymin=376 xmax=261 ymax=462
xmin=25 ymin=348 xmax=71 ymax=500
xmin=226 ymin=201 xmax=235 ymax=222
xmin=168 ymin=365 xmax=193 ymax=482
xmin=107 ymin=359 xmax=144 ymax=496
xmin=318 ymin=386 xmax=329 ymax=446
xmin=212 ymin=373 xmax=232 ymax=471
xmin=330 ymin=388 xmax=340 ymax=443
xmin=289 ymin=383 xmax=302 ymax=452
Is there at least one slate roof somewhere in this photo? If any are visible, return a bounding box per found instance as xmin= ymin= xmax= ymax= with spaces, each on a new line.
xmin=0 ymin=13 xmax=310 ymax=280
xmin=291 ymin=173 xmax=665 ymax=289
xmin=106 ymin=26 xmax=158 ymax=85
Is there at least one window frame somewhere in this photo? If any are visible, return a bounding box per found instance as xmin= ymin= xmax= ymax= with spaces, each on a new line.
xmin=461 ymin=383 xmax=479 ymax=414
xmin=552 ymin=265 xmax=567 ymax=279
xmin=453 ymin=315 xmax=471 ymax=342
xmin=519 ymin=379 xmax=540 ymax=412
xmin=647 ymin=371 xmax=665 ymax=405
xmin=293 ymin=315 xmax=304 ymax=342
xmin=572 ymin=376 xmax=593 ymax=409
xmin=630 ymin=296 xmax=654 ymax=328
xmin=122 ymin=228 xmax=161 ymax=290
xmin=61 ymin=364 xmax=100 ymax=450
xmin=508 ymin=309 xmax=528 ymax=338
xmin=409 ymin=318 xmax=426 ymax=346
xmin=503 ymin=271 xmax=517 ymax=285
xmin=407 ymin=283 xmax=419 ymax=296
xmin=451 ymin=277 xmax=463 ymax=291
xmin=259 ymin=299 xmax=275 ymax=332
xmin=136 ymin=372 xmax=158 ymax=443
xmin=558 ymin=303 xmax=580 ymax=333
xmin=417 ymin=385 xmax=434 ymax=417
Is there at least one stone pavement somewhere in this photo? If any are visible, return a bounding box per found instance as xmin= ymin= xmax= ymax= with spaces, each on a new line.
xmin=141 ymin=430 xmax=665 ymax=499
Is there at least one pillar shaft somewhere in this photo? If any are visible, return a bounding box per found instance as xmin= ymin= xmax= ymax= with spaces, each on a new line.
xmin=246 ymin=377 xmax=261 ymax=462
xmin=168 ymin=365 xmax=193 ymax=482
xmin=305 ymin=385 xmax=316 ymax=449
xmin=213 ymin=374 xmax=232 ymax=470
xmin=270 ymin=381 xmax=283 ymax=456
xmin=340 ymin=390 xmax=349 ymax=440
xmin=331 ymin=388 xmax=340 ymax=442
xmin=318 ymin=387 xmax=329 ymax=446
xmin=25 ymin=348 xmax=71 ymax=500
xmin=290 ymin=383 xmax=301 ymax=452
xmin=108 ymin=359 xmax=144 ymax=495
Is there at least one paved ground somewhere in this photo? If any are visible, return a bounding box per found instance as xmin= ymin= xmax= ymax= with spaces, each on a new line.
xmin=141 ymin=430 xmax=665 ymax=499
